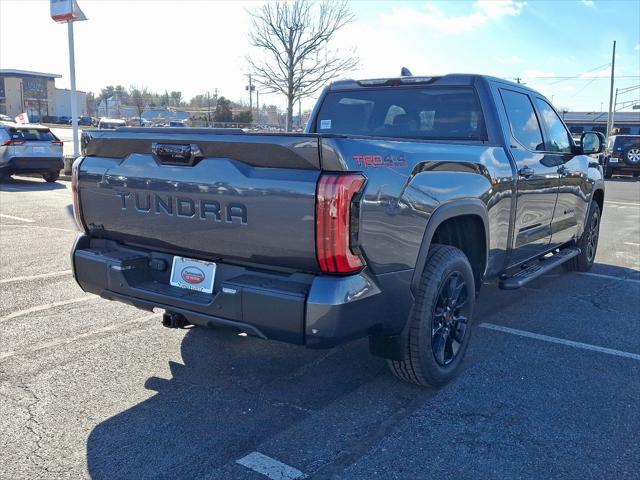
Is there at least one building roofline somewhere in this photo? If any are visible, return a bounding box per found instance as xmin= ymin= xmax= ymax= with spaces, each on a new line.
xmin=0 ymin=69 xmax=62 ymax=79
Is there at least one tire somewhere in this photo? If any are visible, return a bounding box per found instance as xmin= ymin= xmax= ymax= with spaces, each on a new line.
xmin=388 ymin=244 xmax=475 ymax=387
xmin=623 ymin=147 xmax=640 ymax=166
xmin=565 ymin=201 xmax=601 ymax=272
xmin=42 ymin=171 xmax=59 ymax=183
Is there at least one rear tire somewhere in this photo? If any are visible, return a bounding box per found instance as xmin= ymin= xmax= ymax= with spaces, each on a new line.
xmin=565 ymin=201 xmax=601 ymax=272
xmin=388 ymin=245 xmax=475 ymax=387
xmin=43 ymin=171 xmax=59 ymax=183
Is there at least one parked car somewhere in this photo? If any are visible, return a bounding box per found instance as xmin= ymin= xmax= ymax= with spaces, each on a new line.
xmin=71 ymin=73 xmax=605 ymax=387
xmin=42 ymin=115 xmax=59 ymax=124
xmin=71 ymin=116 xmax=94 ymax=126
xmin=168 ymin=120 xmax=186 ymax=127
xmin=602 ymin=135 xmax=640 ymax=178
xmin=98 ymin=118 xmax=127 ymax=130
xmin=0 ymin=121 xmax=63 ymax=182
xmin=58 ymin=116 xmax=71 ymax=125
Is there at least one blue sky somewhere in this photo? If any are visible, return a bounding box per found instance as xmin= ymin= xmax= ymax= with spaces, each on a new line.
xmin=1 ymin=0 xmax=638 ymax=112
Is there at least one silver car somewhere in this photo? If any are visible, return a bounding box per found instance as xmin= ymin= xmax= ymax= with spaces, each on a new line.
xmin=0 ymin=122 xmax=64 ymax=182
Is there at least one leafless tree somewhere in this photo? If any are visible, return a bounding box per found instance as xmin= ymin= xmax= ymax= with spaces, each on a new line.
xmin=248 ymin=0 xmax=357 ymax=131
xmin=129 ymin=86 xmax=149 ymax=120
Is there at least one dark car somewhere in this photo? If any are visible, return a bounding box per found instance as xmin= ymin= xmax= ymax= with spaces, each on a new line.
xmin=71 ymin=73 xmax=605 ymax=387
xmin=603 ymin=135 xmax=640 ymax=178
xmin=70 ymin=116 xmax=94 ymax=126
xmin=58 ymin=116 xmax=71 ymax=125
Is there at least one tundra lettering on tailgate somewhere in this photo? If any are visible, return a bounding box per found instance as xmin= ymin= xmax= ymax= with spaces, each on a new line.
xmin=115 ymin=191 xmax=247 ymax=224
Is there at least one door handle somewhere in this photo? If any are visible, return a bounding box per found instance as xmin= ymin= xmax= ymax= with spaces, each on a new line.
xmin=518 ymin=166 xmax=535 ymax=178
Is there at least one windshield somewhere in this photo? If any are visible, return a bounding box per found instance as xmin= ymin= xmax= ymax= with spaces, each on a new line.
xmin=315 ymin=87 xmax=486 ymax=141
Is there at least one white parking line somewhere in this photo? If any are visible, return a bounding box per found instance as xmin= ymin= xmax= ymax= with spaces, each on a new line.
xmin=624 ymin=242 xmax=640 ymax=246
xmin=0 ymin=297 xmax=94 ymax=324
xmin=576 ymin=271 xmax=640 ymax=285
xmin=605 ymin=200 xmax=640 ymax=207
xmin=480 ymin=323 xmax=640 ymax=361
xmin=0 ymin=313 xmax=158 ymax=361
xmin=0 ymin=269 xmax=73 ymax=285
xmin=0 ymin=213 xmax=34 ymax=223
xmin=237 ymin=452 xmax=308 ymax=480
xmin=0 ymin=224 xmax=77 ymax=233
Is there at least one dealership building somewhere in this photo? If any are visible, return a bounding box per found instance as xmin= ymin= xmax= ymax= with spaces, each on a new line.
xmin=0 ymin=69 xmax=87 ymax=120
xmin=563 ymin=111 xmax=640 ymax=136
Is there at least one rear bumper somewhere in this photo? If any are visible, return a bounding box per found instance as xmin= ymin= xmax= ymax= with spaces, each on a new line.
xmin=0 ymin=157 xmax=63 ymax=174
xmin=71 ymin=235 xmax=413 ymax=348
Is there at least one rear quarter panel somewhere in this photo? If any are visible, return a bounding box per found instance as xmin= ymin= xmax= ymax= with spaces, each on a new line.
xmin=322 ymin=137 xmax=515 ymax=276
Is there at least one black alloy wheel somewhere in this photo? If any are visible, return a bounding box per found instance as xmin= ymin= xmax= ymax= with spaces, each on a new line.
xmin=585 ymin=209 xmax=599 ymax=263
xmin=431 ymin=272 xmax=470 ymax=366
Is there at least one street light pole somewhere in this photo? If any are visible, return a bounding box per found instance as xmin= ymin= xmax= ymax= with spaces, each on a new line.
xmin=67 ymin=20 xmax=79 ymax=157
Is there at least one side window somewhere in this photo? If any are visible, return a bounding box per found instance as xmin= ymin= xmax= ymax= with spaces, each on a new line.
xmin=535 ymin=98 xmax=572 ymax=153
xmin=500 ymin=89 xmax=544 ymax=151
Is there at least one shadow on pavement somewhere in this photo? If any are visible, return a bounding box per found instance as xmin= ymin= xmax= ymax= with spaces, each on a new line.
xmin=85 ymin=325 xmax=391 ymax=479
xmin=0 ymin=176 xmax=66 ymax=190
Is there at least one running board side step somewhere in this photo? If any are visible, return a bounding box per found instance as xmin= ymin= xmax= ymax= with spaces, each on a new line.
xmin=499 ymin=248 xmax=581 ymax=290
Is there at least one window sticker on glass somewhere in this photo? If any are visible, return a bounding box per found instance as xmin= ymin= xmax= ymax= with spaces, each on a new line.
xmin=320 ymin=119 xmax=332 ymax=129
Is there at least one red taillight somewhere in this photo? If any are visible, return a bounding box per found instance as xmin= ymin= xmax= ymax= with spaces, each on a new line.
xmin=71 ymin=157 xmax=87 ymax=232
xmin=51 ymin=140 xmax=63 ymax=146
xmin=316 ymin=173 xmax=366 ymax=274
xmin=2 ymin=139 xmax=25 ymax=146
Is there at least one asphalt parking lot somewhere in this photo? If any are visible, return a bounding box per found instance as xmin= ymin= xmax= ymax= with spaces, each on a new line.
xmin=0 ymin=176 xmax=638 ymax=480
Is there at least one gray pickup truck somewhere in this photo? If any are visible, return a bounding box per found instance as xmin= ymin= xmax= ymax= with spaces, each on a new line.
xmin=71 ymin=73 xmax=605 ymax=387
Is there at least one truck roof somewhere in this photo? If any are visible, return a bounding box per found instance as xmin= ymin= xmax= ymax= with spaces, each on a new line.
xmin=329 ymin=73 xmax=536 ymax=93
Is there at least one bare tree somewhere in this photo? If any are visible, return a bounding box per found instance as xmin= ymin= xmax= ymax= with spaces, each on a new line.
xmin=248 ymin=0 xmax=357 ymax=131
xmin=129 ymin=86 xmax=149 ymax=120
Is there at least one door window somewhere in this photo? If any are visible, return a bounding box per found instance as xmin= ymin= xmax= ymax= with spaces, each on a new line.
xmin=500 ymin=89 xmax=544 ymax=151
xmin=535 ymin=98 xmax=572 ymax=153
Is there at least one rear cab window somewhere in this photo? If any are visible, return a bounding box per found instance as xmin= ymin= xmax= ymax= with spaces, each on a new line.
xmin=314 ymin=87 xmax=487 ymax=141
xmin=10 ymin=128 xmax=56 ymax=142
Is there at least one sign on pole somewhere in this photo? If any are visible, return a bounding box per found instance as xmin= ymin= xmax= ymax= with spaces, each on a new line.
xmin=50 ymin=0 xmax=86 ymax=23
xmin=51 ymin=0 xmax=86 ymax=159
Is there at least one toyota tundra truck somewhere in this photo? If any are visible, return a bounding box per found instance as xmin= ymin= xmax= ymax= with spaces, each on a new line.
xmin=71 ymin=73 xmax=605 ymax=387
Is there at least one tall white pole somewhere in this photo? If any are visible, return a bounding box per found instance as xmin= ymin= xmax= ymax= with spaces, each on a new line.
xmin=67 ymin=20 xmax=79 ymax=157
xmin=606 ymin=40 xmax=616 ymax=139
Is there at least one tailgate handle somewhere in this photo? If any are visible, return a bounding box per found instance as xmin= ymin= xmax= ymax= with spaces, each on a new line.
xmin=152 ymin=143 xmax=202 ymax=165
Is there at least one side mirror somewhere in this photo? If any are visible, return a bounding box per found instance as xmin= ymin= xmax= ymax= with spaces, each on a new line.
xmin=581 ymin=131 xmax=605 ymax=155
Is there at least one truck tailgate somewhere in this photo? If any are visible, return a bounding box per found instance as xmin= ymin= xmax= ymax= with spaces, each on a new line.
xmin=77 ymin=132 xmax=322 ymax=272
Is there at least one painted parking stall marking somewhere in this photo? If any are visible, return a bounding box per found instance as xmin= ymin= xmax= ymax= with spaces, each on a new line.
xmin=0 ymin=213 xmax=35 ymax=223
xmin=0 ymin=314 xmax=158 ymax=362
xmin=237 ymin=452 xmax=308 ymax=480
xmin=0 ymin=296 xmax=94 ymax=324
xmin=576 ymin=271 xmax=640 ymax=284
xmin=480 ymin=323 xmax=640 ymax=361
xmin=0 ymin=269 xmax=72 ymax=285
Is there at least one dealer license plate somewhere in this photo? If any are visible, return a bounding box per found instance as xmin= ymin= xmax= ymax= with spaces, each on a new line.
xmin=170 ymin=256 xmax=216 ymax=293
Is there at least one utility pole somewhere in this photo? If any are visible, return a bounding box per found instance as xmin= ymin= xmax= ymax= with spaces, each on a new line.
xmin=606 ymin=40 xmax=616 ymax=139
xmin=207 ymin=91 xmax=211 ymax=127
xmin=256 ymin=90 xmax=259 ymax=125
xmin=514 ymin=77 xmax=522 ymax=84
xmin=245 ymin=74 xmax=255 ymax=123
xmin=611 ymin=88 xmax=618 ymax=135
